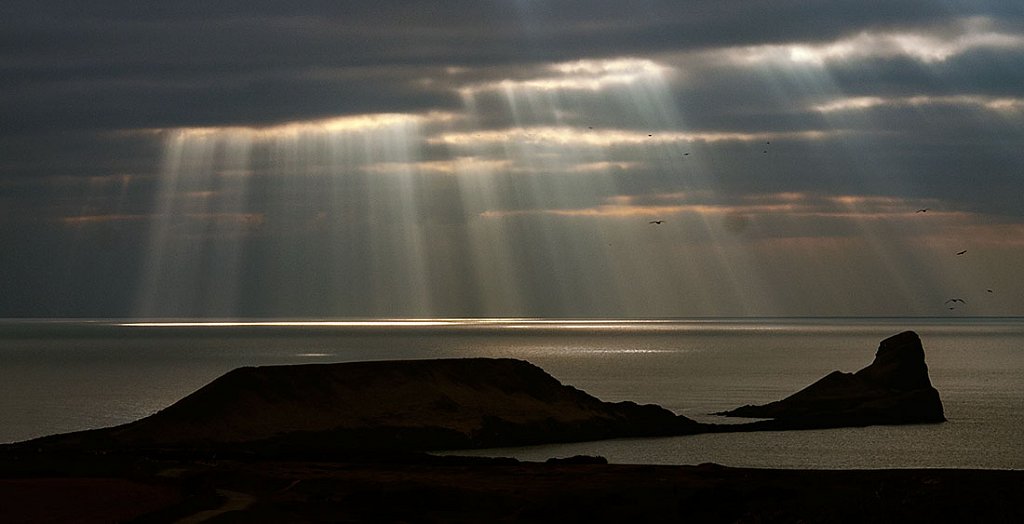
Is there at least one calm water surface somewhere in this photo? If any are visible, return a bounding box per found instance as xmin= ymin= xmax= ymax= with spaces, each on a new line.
xmin=1 ymin=318 xmax=1022 ymax=469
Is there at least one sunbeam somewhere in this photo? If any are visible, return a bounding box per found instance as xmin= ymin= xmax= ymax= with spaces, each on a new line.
xmin=7 ymin=3 xmax=1017 ymax=319
xmin=450 ymin=56 xmax=769 ymax=316
xmin=136 ymin=113 xmax=455 ymax=317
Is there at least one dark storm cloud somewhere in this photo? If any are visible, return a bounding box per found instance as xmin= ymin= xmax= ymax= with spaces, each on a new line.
xmin=820 ymin=49 xmax=1024 ymax=98
xmin=3 ymin=1 xmax=1024 ymax=317
xmin=3 ymin=1 xmax=1022 ymax=134
xmin=0 ymin=130 xmax=163 ymax=180
xmin=0 ymin=65 xmax=460 ymax=134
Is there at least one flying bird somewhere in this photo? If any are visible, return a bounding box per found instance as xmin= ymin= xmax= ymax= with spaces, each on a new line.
xmin=916 ymin=208 xmax=929 ymax=213
xmin=649 ymin=220 xmax=664 ymax=225
xmin=987 ymin=289 xmax=994 ymax=293
xmin=945 ymin=298 xmax=966 ymax=304
xmin=956 ymin=250 xmax=967 ymax=255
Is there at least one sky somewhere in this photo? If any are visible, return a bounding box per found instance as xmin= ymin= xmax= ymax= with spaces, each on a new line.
xmin=1 ymin=1 xmax=1023 ymax=318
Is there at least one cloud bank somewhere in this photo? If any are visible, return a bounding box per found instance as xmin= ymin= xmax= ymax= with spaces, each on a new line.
xmin=1 ymin=2 xmax=1022 ymax=317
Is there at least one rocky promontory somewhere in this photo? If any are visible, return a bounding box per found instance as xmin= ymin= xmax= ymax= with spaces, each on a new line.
xmin=0 ymin=332 xmax=973 ymax=522
xmin=28 ymin=331 xmax=947 ymax=455
xmin=38 ymin=358 xmax=701 ymax=454
xmin=717 ymin=330 xmax=945 ymax=427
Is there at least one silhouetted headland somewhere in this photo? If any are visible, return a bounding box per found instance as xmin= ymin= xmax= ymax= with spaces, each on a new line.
xmin=26 ymin=331 xmax=946 ymax=457
xmin=3 ymin=332 xmax=1015 ymax=523
xmin=717 ymin=330 xmax=945 ymax=427
xmin=32 ymin=358 xmax=701 ymax=455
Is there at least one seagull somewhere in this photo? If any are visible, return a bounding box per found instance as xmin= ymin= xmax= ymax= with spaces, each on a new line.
xmin=916 ymin=208 xmax=929 ymax=213
xmin=956 ymin=250 xmax=967 ymax=255
xmin=649 ymin=220 xmax=664 ymax=225
xmin=945 ymin=298 xmax=966 ymax=304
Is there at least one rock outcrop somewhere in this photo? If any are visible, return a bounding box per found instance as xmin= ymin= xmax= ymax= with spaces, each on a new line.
xmin=55 ymin=358 xmax=701 ymax=454
xmin=26 ymin=332 xmax=946 ymax=455
xmin=717 ymin=331 xmax=945 ymax=427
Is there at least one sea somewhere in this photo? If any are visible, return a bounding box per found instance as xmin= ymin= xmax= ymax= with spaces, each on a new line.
xmin=1 ymin=318 xmax=1022 ymax=470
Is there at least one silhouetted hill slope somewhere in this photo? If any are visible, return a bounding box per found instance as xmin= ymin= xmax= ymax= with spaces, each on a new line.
xmin=718 ymin=331 xmax=945 ymax=426
xmin=23 ymin=332 xmax=946 ymax=455
xmin=94 ymin=358 xmax=701 ymax=452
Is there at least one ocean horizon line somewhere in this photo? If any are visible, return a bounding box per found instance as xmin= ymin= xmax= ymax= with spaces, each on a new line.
xmin=3 ymin=316 xmax=1024 ymax=327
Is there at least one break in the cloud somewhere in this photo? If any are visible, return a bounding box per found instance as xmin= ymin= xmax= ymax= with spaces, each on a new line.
xmin=1 ymin=2 xmax=1022 ymax=317
xmin=717 ymin=16 xmax=1024 ymax=66
xmin=812 ymin=95 xmax=1024 ymax=114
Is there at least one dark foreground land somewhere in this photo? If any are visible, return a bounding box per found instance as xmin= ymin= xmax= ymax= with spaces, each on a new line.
xmin=3 ymin=452 xmax=1024 ymax=523
xmin=6 ymin=452 xmax=1024 ymax=521
xmin=3 ymin=331 xmax=1018 ymax=522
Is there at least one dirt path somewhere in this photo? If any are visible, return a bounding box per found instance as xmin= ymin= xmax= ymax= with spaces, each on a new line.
xmin=175 ymin=489 xmax=256 ymax=523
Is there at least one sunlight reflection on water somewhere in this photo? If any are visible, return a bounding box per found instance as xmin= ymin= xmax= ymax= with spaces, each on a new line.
xmin=2 ymin=318 xmax=1022 ymax=469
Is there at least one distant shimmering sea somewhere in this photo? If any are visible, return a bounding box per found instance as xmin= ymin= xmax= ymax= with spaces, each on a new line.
xmin=2 ymin=318 xmax=1022 ymax=469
